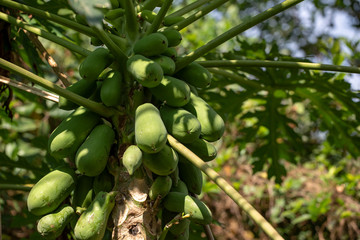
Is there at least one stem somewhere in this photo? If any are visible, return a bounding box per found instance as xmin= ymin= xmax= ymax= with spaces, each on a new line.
xmin=146 ymin=0 xmax=173 ymax=35
xmin=0 ymin=58 xmax=115 ymax=118
xmin=0 ymin=184 xmax=33 ymax=191
xmin=197 ymin=60 xmax=360 ymax=74
xmin=0 ymin=12 xmax=90 ymax=56
xmin=175 ymin=0 xmax=304 ymax=71
xmin=207 ymin=67 xmax=265 ymax=90
xmin=167 ymin=134 xmax=284 ymax=240
xmin=169 ymin=0 xmax=229 ymax=31
xmin=122 ymin=0 xmax=139 ymax=42
xmin=167 ymin=0 xmax=212 ymax=17
xmin=0 ymin=0 xmax=127 ymax=50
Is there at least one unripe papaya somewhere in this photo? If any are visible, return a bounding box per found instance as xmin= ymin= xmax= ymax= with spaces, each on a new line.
xmin=27 ymin=166 xmax=76 ymax=216
xmin=163 ymin=15 xmax=185 ymax=26
xmin=105 ymin=8 xmax=124 ymax=20
xmin=138 ymin=10 xmax=157 ymax=23
xmin=183 ymin=93 xmax=225 ymax=142
xmin=48 ymin=107 xmax=101 ymax=159
xmin=133 ymin=33 xmax=168 ymax=57
xmin=184 ymin=138 xmax=217 ymax=162
xmin=160 ymin=105 xmax=201 ymax=144
xmin=122 ymin=145 xmax=142 ymax=175
xmin=142 ymin=145 xmax=178 ymax=176
xmin=175 ymin=62 xmax=212 ymax=88
xmin=151 ymin=55 xmax=176 ymax=75
xmin=79 ymin=48 xmax=113 ymax=82
xmin=149 ymin=176 xmax=172 ymax=200
xmin=178 ymin=156 xmax=203 ymax=195
xmin=74 ymin=191 xmax=116 ymax=240
xmin=37 ymin=204 xmax=75 ymax=239
xmin=163 ymin=192 xmax=212 ymax=224
xmin=161 ymin=208 xmax=190 ymax=235
xmin=158 ymin=29 xmax=182 ymax=47
xmin=127 ymin=55 xmax=163 ymax=88
xmin=93 ymin=168 xmax=114 ymax=195
xmin=170 ymin=179 xmax=188 ymax=195
xmin=100 ymin=71 xmax=123 ymax=107
xmin=162 ymin=47 xmax=177 ymax=59
xmin=58 ymin=79 xmax=97 ymax=110
xmin=150 ymin=76 xmax=190 ymax=107
xmin=72 ymin=175 xmax=94 ymax=209
xmin=135 ymin=103 xmax=167 ymax=153
xmin=75 ymin=124 xmax=115 ymax=176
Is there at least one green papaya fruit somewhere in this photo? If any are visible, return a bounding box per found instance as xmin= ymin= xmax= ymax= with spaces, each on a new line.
xmin=58 ymin=79 xmax=97 ymax=110
xmin=160 ymin=105 xmax=201 ymax=144
xmin=139 ymin=10 xmax=157 ymax=23
xmin=158 ymin=29 xmax=182 ymax=47
xmin=149 ymin=176 xmax=172 ymax=200
xmin=105 ymin=8 xmax=124 ymax=20
xmin=150 ymin=76 xmax=191 ymax=107
xmin=163 ymin=15 xmax=185 ymax=26
xmin=109 ymin=0 xmax=119 ymax=8
xmin=161 ymin=208 xmax=190 ymax=235
xmin=75 ymin=124 xmax=115 ymax=176
xmin=170 ymin=179 xmax=188 ymax=195
xmin=133 ymin=33 xmax=168 ymax=57
xmin=183 ymin=93 xmax=225 ymax=142
xmin=100 ymin=71 xmax=123 ymax=107
xmin=175 ymin=62 xmax=212 ymax=88
xmin=37 ymin=204 xmax=75 ymax=239
xmin=72 ymin=175 xmax=94 ymax=209
xmin=93 ymin=168 xmax=114 ymax=195
xmin=27 ymin=166 xmax=76 ymax=216
xmin=122 ymin=145 xmax=142 ymax=175
xmin=135 ymin=103 xmax=167 ymax=153
xmin=162 ymin=47 xmax=177 ymax=59
xmin=163 ymin=192 xmax=212 ymax=225
xmin=127 ymin=54 xmax=163 ymax=88
xmin=74 ymin=191 xmax=116 ymax=240
xmin=178 ymin=156 xmax=203 ymax=195
xmin=151 ymin=55 xmax=176 ymax=75
xmin=79 ymin=48 xmax=113 ymax=82
xmin=142 ymin=144 xmax=178 ymax=176
xmin=48 ymin=107 xmax=101 ymax=159
xmin=184 ymin=138 xmax=217 ymax=161
xmin=90 ymin=37 xmax=103 ymax=46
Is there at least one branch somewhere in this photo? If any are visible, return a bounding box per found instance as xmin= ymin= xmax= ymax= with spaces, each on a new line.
xmin=0 ymin=11 xmax=90 ymax=56
xmin=197 ymin=60 xmax=360 ymax=74
xmin=166 ymin=0 xmax=212 ymax=17
xmin=0 ymin=58 xmax=116 ymax=118
xmin=167 ymin=134 xmax=284 ymax=240
xmin=0 ymin=76 xmax=59 ymax=102
xmin=145 ymin=0 xmax=173 ymax=35
xmin=175 ymin=0 xmax=304 ymax=71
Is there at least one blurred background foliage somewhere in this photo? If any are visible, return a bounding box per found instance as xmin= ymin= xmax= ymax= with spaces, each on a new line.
xmin=0 ymin=0 xmax=359 ymax=239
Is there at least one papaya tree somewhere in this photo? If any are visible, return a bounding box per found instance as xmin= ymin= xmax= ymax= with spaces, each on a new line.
xmin=0 ymin=0 xmax=359 ymax=239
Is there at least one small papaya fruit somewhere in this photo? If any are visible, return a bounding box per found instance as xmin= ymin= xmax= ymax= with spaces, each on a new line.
xmin=133 ymin=33 xmax=168 ymax=57
xmin=178 ymin=155 xmax=203 ymax=195
xmin=175 ymin=62 xmax=212 ymax=88
xmin=135 ymin=103 xmax=167 ymax=153
xmin=75 ymin=124 xmax=115 ymax=176
xmin=127 ymin=54 xmax=163 ymax=88
xmin=149 ymin=176 xmax=172 ymax=200
xmin=93 ymin=168 xmax=114 ymax=194
xmin=142 ymin=144 xmax=178 ymax=176
xmin=162 ymin=47 xmax=177 ymax=59
xmin=163 ymin=15 xmax=185 ymax=26
xmin=184 ymin=137 xmax=217 ymax=161
xmin=160 ymin=105 xmax=201 ymax=144
xmin=151 ymin=55 xmax=176 ymax=75
xmin=138 ymin=10 xmax=157 ymax=23
xmin=158 ymin=29 xmax=182 ymax=47
xmin=58 ymin=79 xmax=97 ymax=110
xmin=74 ymin=191 xmax=116 ymax=240
xmin=100 ymin=71 xmax=123 ymax=107
xmin=72 ymin=175 xmax=94 ymax=209
xmin=27 ymin=166 xmax=76 ymax=216
xmin=170 ymin=179 xmax=188 ymax=195
xmin=150 ymin=76 xmax=191 ymax=107
xmin=48 ymin=107 xmax=101 ymax=159
xmin=37 ymin=204 xmax=75 ymax=239
xmin=183 ymin=93 xmax=225 ymax=142
xmin=79 ymin=48 xmax=113 ymax=82
xmin=105 ymin=8 xmax=124 ymax=20
xmin=122 ymin=145 xmax=142 ymax=175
